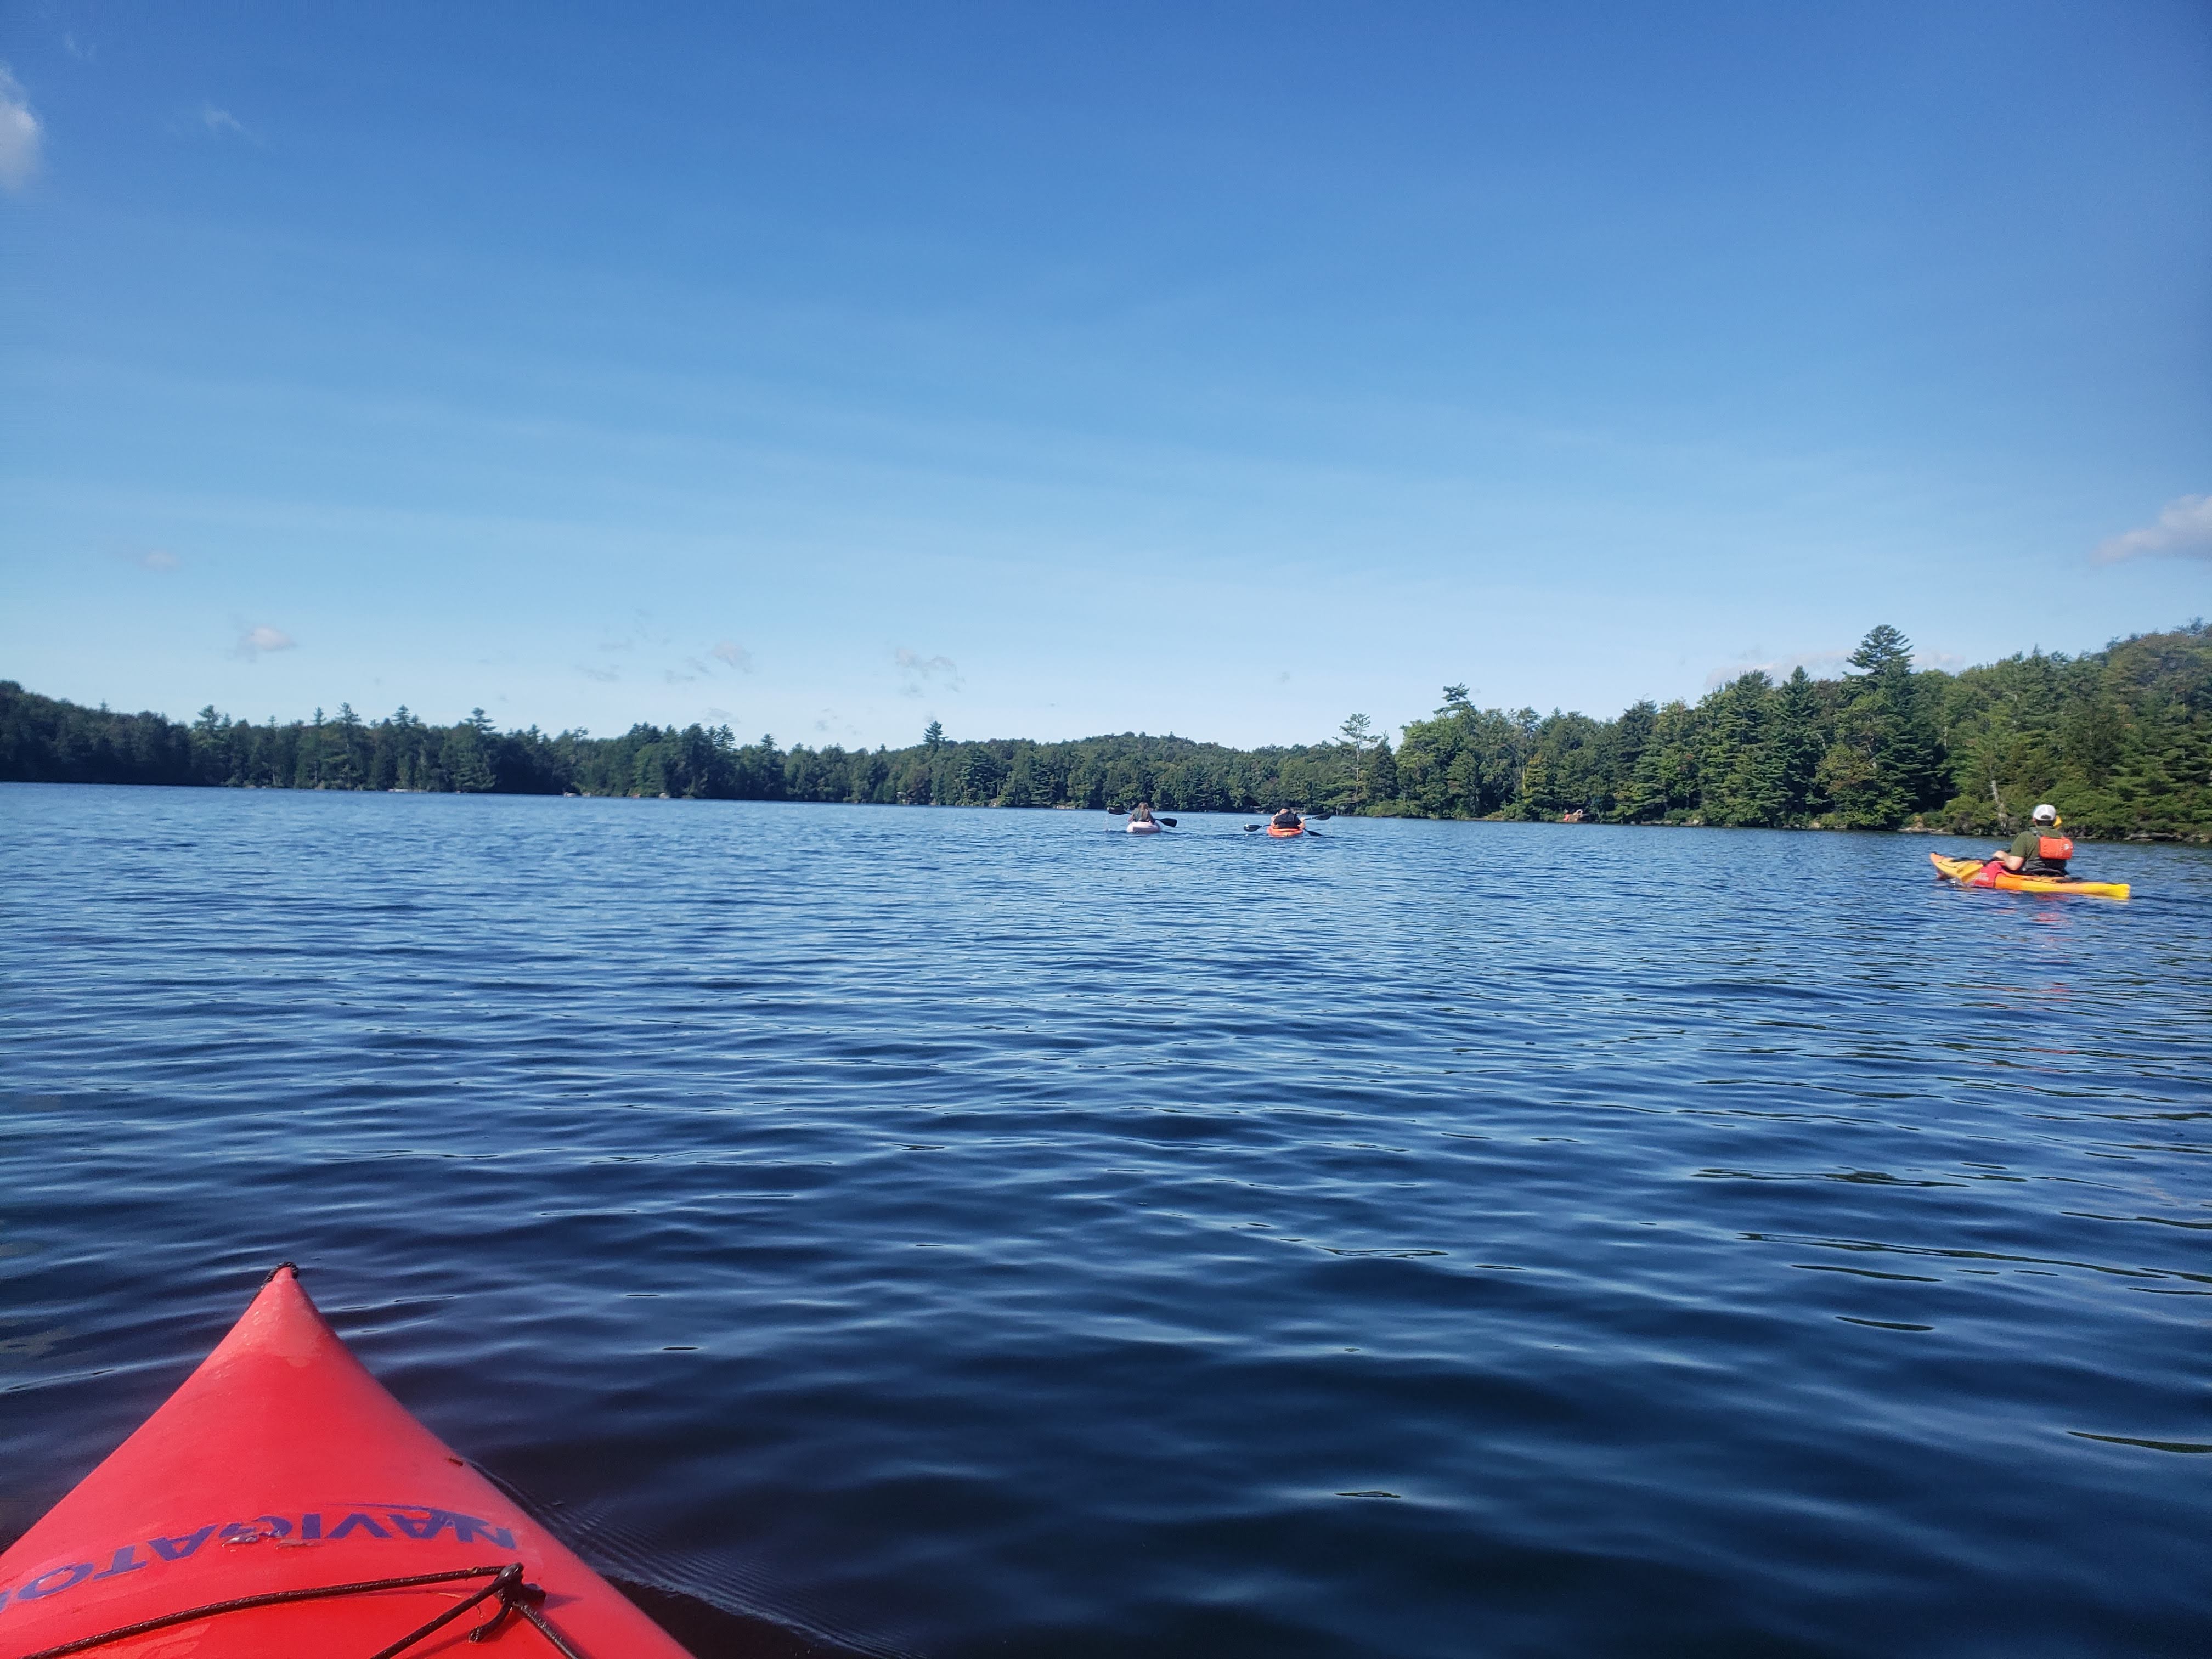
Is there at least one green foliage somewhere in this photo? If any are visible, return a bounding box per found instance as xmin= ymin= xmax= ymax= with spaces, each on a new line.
xmin=1333 ymin=713 xmax=1386 ymax=811
xmin=1314 ymin=622 xmax=2205 ymax=838
xmin=4 ymin=621 xmax=2207 ymax=838
xmin=1817 ymin=627 xmax=1940 ymax=828
xmin=1927 ymin=622 xmax=2212 ymax=838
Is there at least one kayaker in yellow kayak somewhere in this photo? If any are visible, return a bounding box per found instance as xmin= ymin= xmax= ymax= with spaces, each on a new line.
xmin=1996 ymin=804 xmax=2074 ymax=877
xmin=1931 ymin=802 xmax=2126 ymax=898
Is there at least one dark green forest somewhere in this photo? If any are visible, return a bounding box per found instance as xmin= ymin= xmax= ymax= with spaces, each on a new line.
xmin=4 ymin=623 xmax=2208 ymax=839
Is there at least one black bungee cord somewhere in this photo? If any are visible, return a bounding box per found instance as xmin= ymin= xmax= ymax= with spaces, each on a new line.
xmin=12 ymin=1560 xmax=589 ymax=1659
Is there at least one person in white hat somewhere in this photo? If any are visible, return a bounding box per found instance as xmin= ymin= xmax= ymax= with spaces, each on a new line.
xmin=1996 ymin=804 xmax=2073 ymax=877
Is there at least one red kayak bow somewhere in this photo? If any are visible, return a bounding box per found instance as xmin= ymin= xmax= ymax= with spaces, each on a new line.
xmin=0 ymin=1266 xmax=692 ymax=1658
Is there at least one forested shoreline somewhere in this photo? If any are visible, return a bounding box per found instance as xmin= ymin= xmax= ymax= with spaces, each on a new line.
xmin=4 ymin=623 xmax=2208 ymax=840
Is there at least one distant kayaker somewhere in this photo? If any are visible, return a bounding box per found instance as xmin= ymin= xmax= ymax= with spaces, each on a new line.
xmin=1270 ymin=806 xmax=1304 ymax=831
xmin=1996 ymin=804 xmax=2073 ymax=877
xmin=1129 ymin=802 xmax=1156 ymax=825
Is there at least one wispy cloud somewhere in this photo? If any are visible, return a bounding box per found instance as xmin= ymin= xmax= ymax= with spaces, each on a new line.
xmin=669 ymin=647 xmax=744 ymax=685
xmin=595 ymin=612 xmax=670 ymax=654
xmin=109 ymin=546 xmax=180 ymax=572
xmin=200 ymin=105 xmax=253 ymax=140
xmin=0 ymin=66 xmax=42 ymax=193
xmin=232 ymin=624 xmax=296 ymax=661
xmin=1703 ymin=646 xmax=1848 ymax=691
xmin=576 ymin=663 xmax=620 ymax=683
xmin=894 ymin=646 xmax=961 ymax=698
xmin=1702 ymin=641 xmax=1965 ymax=691
xmin=703 ymin=706 xmax=735 ymax=723
xmin=2094 ymin=494 xmax=2212 ymax=564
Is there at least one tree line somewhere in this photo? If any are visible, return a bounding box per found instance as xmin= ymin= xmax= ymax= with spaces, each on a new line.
xmin=3 ymin=622 xmax=2206 ymax=839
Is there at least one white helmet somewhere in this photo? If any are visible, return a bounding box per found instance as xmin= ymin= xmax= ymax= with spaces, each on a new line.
xmin=2032 ymin=803 xmax=2058 ymax=823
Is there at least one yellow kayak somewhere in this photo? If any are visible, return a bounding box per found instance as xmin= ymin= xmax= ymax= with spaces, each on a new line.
xmin=1930 ymin=853 xmax=2129 ymax=901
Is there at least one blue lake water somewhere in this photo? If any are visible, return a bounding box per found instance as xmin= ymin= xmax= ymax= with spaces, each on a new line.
xmin=2 ymin=783 xmax=2208 ymax=1657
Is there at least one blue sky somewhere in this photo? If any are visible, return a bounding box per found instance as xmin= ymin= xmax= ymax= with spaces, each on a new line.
xmin=3 ymin=2 xmax=2208 ymax=749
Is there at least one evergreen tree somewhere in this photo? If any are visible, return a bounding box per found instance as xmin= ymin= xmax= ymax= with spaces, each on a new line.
xmin=5 ymin=620 xmax=2208 ymax=838
xmin=962 ymin=746 xmax=1004 ymax=804
xmin=1819 ymin=625 xmax=1934 ymax=828
xmin=441 ymin=709 xmax=498 ymax=793
xmin=1336 ymin=713 xmax=1381 ymax=808
xmin=1366 ymin=736 xmax=1398 ymax=804
xmin=1702 ymin=672 xmax=1776 ymax=826
xmin=1770 ymin=668 xmax=1825 ymax=822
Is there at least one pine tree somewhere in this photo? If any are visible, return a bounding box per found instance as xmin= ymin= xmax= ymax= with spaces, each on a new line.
xmin=1367 ymin=736 xmax=1398 ymax=804
xmin=962 ymin=746 xmax=1003 ymax=804
xmin=1703 ymin=672 xmax=1776 ymax=825
xmin=1820 ymin=625 xmax=1936 ymax=827
xmin=1771 ymin=668 xmax=1825 ymax=822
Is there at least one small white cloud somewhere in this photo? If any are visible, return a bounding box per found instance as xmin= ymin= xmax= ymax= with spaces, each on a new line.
xmin=1703 ymin=646 xmax=1850 ymax=691
xmin=710 ymin=639 xmax=753 ymax=673
xmin=0 ymin=66 xmax=42 ymax=192
xmin=663 ymin=667 xmax=699 ymax=685
xmin=703 ymin=706 xmax=734 ymax=722
xmin=576 ymin=663 xmax=619 ymax=683
xmin=232 ymin=624 xmax=296 ymax=661
xmin=894 ymin=646 xmax=961 ymax=698
xmin=63 ymin=35 xmax=94 ymax=63
xmin=2094 ymin=494 xmax=2212 ymax=564
xmin=200 ymin=105 xmax=251 ymax=139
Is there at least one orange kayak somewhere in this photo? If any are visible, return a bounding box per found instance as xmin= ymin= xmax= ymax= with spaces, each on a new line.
xmin=1265 ymin=825 xmax=1304 ymax=838
xmin=1929 ymin=852 xmax=2129 ymax=901
xmin=0 ymin=1265 xmax=691 ymax=1658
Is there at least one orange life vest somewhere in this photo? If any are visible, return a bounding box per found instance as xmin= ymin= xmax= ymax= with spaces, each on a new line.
xmin=2039 ymin=835 xmax=2074 ymax=861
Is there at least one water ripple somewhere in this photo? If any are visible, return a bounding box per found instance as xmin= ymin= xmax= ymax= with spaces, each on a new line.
xmin=2 ymin=787 xmax=2208 ymax=1656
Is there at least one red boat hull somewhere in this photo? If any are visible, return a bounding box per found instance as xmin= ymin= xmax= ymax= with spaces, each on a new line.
xmin=0 ymin=1266 xmax=692 ymax=1657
